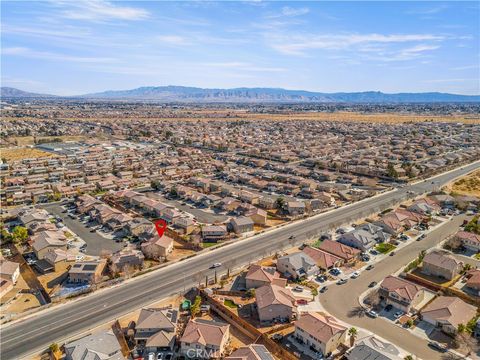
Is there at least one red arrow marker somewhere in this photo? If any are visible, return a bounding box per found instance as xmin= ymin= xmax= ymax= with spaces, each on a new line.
xmin=154 ymin=219 xmax=167 ymax=238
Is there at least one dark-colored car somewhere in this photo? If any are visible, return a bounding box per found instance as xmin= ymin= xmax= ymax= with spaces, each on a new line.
xmin=368 ymin=281 xmax=377 ymax=288
xmin=389 ymin=251 xmax=396 ymax=256
xmin=320 ymin=286 xmax=328 ymax=293
xmin=385 ymin=304 xmax=393 ymax=311
xmin=366 ymin=264 xmax=374 ymax=270
xmin=428 ymin=341 xmax=447 ymax=352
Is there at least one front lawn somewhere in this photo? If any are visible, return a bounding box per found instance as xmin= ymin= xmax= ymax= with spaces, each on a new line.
xmin=202 ymin=242 xmax=217 ymax=249
xmin=375 ymin=243 xmax=396 ymax=254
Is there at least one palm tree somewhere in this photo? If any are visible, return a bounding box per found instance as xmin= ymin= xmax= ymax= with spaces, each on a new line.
xmin=348 ymin=327 xmax=358 ymax=347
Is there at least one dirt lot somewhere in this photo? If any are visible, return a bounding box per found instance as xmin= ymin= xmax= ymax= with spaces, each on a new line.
xmin=37 ymin=262 xmax=72 ymax=292
xmin=3 ymin=275 xmax=42 ymax=314
xmin=7 ymin=135 xmax=87 ymax=146
xmin=444 ymin=170 xmax=480 ymax=197
xmin=0 ymin=147 xmax=54 ymax=161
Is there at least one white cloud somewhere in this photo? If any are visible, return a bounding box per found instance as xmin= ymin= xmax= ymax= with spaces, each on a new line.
xmin=281 ymin=6 xmax=310 ymax=17
xmin=52 ymin=0 xmax=149 ymax=22
xmin=267 ymin=33 xmax=445 ymax=56
xmin=157 ymin=35 xmax=190 ymax=45
xmin=3 ymin=47 xmax=115 ymax=63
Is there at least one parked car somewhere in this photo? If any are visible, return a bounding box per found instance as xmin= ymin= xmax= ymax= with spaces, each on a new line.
xmin=428 ymin=341 xmax=447 ymax=352
xmin=316 ymin=275 xmax=327 ymax=282
xmin=369 ymin=249 xmax=378 ymax=255
xmin=351 ymin=271 xmax=360 ymax=279
xmin=271 ymin=333 xmax=283 ymax=341
xmin=366 ymin=264 xmax=375 ymax=270
xmin=385 ymin=304 xmax=393 ymax=311
xmin=368 ymin=281 xmax=377 ymax=288
xmin=366 ymin=309 xmax=378 ymax=318
xmin=336 ymin=278 xmax=348 ymax=285
xmin=320 ymin=286 xmax=328 ymax=293
xmin=292 ymin=285 xmax=303 ymax=292
xmin=148 ymin=353 xmax=155 ymax=360
xmin=389 ymin=251 xmax=396 ymax=256
xmin=394 ymin=311 xmax=404 ymax=319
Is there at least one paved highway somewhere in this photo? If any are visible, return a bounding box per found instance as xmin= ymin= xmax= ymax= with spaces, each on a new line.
xmin=1 ymin=161 xmax=479 ymax=359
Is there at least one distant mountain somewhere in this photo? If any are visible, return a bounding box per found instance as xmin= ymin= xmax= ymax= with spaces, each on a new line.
xmin=1 ymin=87 xmax=57 ymax=99
xmin=2 ymin=86 xmax=479 ymax=103
xmin=80 ymin=86 xmax=480 ymax=103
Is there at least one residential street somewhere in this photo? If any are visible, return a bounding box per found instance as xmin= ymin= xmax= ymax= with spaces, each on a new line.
xmin=1 ymin=161 xmax=479 ymax=360
xmin=319 ymin=214 xmax=473 ymax=360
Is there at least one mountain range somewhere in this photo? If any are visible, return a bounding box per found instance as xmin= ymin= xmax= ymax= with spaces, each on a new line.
xmin=1 ymin=86 xmax=479 ymax=103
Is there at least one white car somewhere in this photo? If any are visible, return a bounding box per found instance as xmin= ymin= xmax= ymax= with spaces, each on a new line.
xmin=366 ymin=309 xmax=378 ymax=318
xmin=210 ymin=263 xmax=222 ymax=269
xmin=351 ymin=271 xmax=360 ymax=279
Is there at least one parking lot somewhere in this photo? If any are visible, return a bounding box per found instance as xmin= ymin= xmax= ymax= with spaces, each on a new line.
xmin=145 ymin=192 xmax=229 ymax=224
xmin=40 ymin=203 xmax=123 ymax=256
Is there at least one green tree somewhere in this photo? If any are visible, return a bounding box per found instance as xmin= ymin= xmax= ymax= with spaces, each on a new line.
xmin=190 ymin=295 xmax=202 ymax=318
xmin=12 ymin=226 xmax=28 ymax=244
xmin=275 ymin=196 xmax=286 ymax=210
xmin=245 ymin=288 xmax=255 ymax=298
xmin=404 ymin=356 xmax=413 ymax=360
xmin=348 ymin=327 xmax=358 ymax=347
xmin=387 ymin=163 xmax=399 ymax=179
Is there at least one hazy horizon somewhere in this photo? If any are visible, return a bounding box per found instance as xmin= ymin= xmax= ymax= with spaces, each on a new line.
xmin=2 ymin=1 xmax=479 ymax=96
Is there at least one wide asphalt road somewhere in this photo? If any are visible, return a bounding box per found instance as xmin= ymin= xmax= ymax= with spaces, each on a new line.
xmin=320 ymin=214 xmax=471 ymax=360
xmin=1 ymin=161 xmax=479 ymax=359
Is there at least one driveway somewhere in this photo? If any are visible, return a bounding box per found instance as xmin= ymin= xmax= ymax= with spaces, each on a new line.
xmin=39 ymin=203 xmax=123 ymax=256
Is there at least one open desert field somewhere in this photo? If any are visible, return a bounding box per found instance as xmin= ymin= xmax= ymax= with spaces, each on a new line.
xmin=444 ymin=170 xmax=480 ymax=197
xmin=0 ymin=147 xmax=54 ymax=161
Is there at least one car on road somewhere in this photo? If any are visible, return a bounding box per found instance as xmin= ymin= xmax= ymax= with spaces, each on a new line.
xmin=288 ymin=235 xmax=296 ymax=239
xmin=366 ymin=309 xmax=378 ymax=318
xmin=210 ymin=263 xmax=222 ymax=269
xmin=389 ymin=251 xmax=396 ymax=256
xmin=366 ymin=264 xmax=374 ymax=270
xmin=368 ymin=281 xmax=377 ymax=288
xmin=351 ymin=271 xmax=360 ymax=279
xmin=417 ymin=234 xmax=426 ymax=241
xmin=428 ymin=341 xmax=447 ymax=352
xmin=336 ymin=278 xmax=348 ymax=285
xmin=320 ymin=286 xmax=328 ymax=293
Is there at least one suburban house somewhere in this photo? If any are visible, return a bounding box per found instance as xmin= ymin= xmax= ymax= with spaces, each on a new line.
xmin=31 ymin=230 xmax=67 ymax=259
xmin=294 ymin=312 xmax=347 ymax=356
xmin=287 ymin=201 xmax=306 ymax=216
xmin=421 ymin=296 xmax=477 ymax=334
xmin=318 ymin=240 xmax=360 ymax=264
xmin=466 ymin=269 xmax=480 ymax=296
xmin=302 ymin=246 xmax=343 ymax=271
xmin=134 ymin=307 xmax=178 ymax=352
xmin=245 ymin=265 xmax=280 ymax=289
xmin=255 ymin=280 xmax=297 ymax=323
xmin=110 ymin=248 xmax=145 ymax=273
xmin=68 ymin=260 xmax=106 ymax=284
xmin=374 ymin=209 xmax=424 ymax=235
xmin=245 ymin=207 xmax=267 ymax=225
xmin=378 ymin=276 xmax=429 ymax=313
xmin=0 ymin=278 xmax=13 ymax=297
xmin=141 ymin=235 xmax=174 ymax=260
xmin=201 ymin=225 xmax=227 ymax=242
xmin=0 ymin=260 xmax=20 ymax=284
xmin=407 ymin=198 xmax=441 ymax=216
xmin=276 ymin=252 xmax=318 ymax=280
xmin=337 ymin=223 xmax=390 ymax=251
xmin=346 ymin=335 xmax=402 ymax=360
xmin=421 ymin=251 xmax=463 ymax=280
xmin=179 ymin=319 xmax=230 ymax=359
xmin=173 ymin=216 xmax=195 ymax=234
xmin=64 ymin=330 xmax=125 ymax=360
xmin=230 ymin=216 xmax=254 ymax=235
xmin=225 ymin=344 xmax=274 ymax=360
xmin=453 ymin=231 xmax=480 ymax=252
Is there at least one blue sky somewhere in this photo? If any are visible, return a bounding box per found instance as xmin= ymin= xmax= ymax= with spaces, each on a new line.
xmin=1 ymin=1 xmax=479 ymax=95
